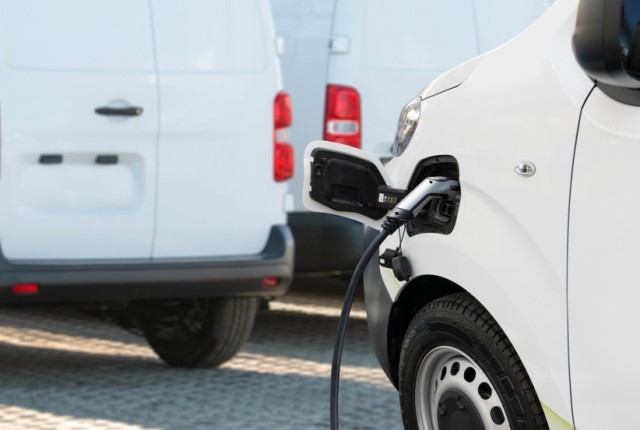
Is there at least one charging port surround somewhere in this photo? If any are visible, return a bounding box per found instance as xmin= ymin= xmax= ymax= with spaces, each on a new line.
xmin=406 ymin=155 xmax=461 ymax=236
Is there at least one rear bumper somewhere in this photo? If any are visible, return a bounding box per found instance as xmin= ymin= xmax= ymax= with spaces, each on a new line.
xmin=0 ymin=226 xmax=294 ymax=305
xmin=288 ymin=211 xmax=364 ymax=275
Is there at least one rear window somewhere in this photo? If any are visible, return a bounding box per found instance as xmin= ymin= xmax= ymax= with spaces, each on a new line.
xmin=151 ymin=0 xmax=269 ymax=73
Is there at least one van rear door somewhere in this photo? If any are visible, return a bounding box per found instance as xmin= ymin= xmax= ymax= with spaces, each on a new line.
xmin=0 ymin=0 xmax=158 ymax=260
xmin=150 ymin=0 xmax=284 ymax=258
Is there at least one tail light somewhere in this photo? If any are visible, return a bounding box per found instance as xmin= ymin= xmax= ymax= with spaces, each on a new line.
xmin=324 ymin=85 xmax=361 ymax=148
xmin=12 ymin=283 xmax=39 ymax=295
xmin=274 ymin=91 xmax=293 ymax=182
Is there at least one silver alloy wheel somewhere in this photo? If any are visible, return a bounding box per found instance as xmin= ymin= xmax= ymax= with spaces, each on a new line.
xmin=415 ymin=346 xmax=511 ymax=429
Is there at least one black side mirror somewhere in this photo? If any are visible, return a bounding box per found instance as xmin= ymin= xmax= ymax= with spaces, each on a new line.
xmin=573 ymin=0 xmax=640 ymax=104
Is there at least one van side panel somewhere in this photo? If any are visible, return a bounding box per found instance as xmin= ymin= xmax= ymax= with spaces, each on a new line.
xmin=151 ymin=0 xmax=285 ymax=258
xmin=568 ymin=89 xmax=640 ymax=430
xmin=0 ymin=0 xmax=158 ymax=260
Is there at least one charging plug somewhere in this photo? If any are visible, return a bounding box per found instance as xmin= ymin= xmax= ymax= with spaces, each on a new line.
xmin=380 ymin=176 xmax=460 ymax=235
xmin=330 ymin=175 xmax=460 ymax=430
xmin=390 ymin=176 xmax=459 ymax=222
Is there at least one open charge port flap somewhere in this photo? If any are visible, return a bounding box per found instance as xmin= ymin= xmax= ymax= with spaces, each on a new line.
xmin=309 ymin=150 xmax=390 ymax=220
xmin=307 ymin=149 xmax=461 ymax=234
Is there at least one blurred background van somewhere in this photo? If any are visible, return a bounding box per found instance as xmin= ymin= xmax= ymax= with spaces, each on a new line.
xmin=0 ymin=0 xmax=293 ymax=368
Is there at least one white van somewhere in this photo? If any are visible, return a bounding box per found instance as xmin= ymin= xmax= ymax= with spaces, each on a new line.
xmin=0 ymin=0 xmax=294 ymax=368
xmin=271 ymin=0 xmax=554 ymax=274
xmin=304 ymin=0 xmax=639 ymax=427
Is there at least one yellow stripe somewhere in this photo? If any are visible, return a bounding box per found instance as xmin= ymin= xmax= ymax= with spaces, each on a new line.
xmin=542 ymin=404 xmax=574 ymax=430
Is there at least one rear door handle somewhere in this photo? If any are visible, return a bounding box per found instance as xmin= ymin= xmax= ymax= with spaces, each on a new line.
xmin=94 ymin=106 xmax=143 ymax=117
xmin=39 ymin=154 xmax=63 ymax=164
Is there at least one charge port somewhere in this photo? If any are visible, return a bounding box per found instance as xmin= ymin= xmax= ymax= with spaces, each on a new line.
xmin=436 ymin=200 xmax=455 ymax=222
xmin=406 ymin=155 xmax=460 ymax=236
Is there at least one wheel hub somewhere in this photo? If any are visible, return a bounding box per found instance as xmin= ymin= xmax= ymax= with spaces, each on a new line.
xmin=414 ymin=346 xmax=510 ymax=429
xmin=437 ymin=389 xmax=485 ymax=430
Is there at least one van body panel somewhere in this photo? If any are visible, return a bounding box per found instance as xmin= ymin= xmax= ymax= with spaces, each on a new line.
xmin=419 ymin=56 xmax=486 ymax=100
xmin=305 ymin=0 xmax=640 ymax=427
xmin=4 ymin=0 xmax=156 ymax=72
xmin=150 ymin=0 xmax=286 ymax=258
xmin=0 ymin=1 xmax=158 ymax=260
xmin=304 ymin=0 xmax=589 ymax=424
xmin=568 ymin=88 xmax=640 ymax=429
xmin=150 ymin=75 xmax=283 ymax=258
xmin=383 ymin=1 xmax=590 ymax=423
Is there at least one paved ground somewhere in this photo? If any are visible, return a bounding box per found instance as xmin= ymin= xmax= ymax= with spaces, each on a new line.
xmin=0 ymin=278 xmax=403 ymax=429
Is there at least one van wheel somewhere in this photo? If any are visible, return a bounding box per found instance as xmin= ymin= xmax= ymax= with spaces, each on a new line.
xmin=140 ymin=297 xmax=258 ymax=368
xmin=398 ymin=293 xmax=548 ymax=430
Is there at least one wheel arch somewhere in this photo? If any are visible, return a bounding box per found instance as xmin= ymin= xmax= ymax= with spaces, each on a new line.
xmin=383 ymin=271 xmax=572 ymax=429
xmin=386 ymin=274 xmax=464 ymax=387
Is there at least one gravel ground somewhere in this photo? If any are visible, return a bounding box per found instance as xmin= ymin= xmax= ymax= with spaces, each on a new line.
xmin=0 ymin=277 xmax=403 ymax=429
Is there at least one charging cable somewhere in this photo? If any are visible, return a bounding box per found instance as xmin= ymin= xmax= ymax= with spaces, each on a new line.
xmin=329 ymin=177 xmax=459 ymax=430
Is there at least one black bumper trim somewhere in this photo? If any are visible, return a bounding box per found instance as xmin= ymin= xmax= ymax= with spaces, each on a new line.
xmin=288 ymin=212 xmax=364 ymax=274
xmin=0 ymin=226 xmax=294 ymax=305
xmin=363 ymin=227 xmax=396 ymax=387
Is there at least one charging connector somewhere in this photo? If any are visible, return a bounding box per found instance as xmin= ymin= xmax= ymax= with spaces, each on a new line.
xmin=388 ymin=176 xmax=459 ymax=223
xmin=330 ymin=176 xmax=460 ymax=430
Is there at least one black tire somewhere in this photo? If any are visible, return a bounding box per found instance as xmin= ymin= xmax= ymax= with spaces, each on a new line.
xmin=140 ymin=297 xmax=258 ymax=368
xmin=399 ymin=293 xmax=548 ymax=430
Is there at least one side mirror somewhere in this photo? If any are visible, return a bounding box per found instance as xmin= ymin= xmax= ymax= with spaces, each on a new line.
xmin=303 ymin=141 xmax=400 ymax=229
xmin=573 ymin=0 xmax=640 ymax=104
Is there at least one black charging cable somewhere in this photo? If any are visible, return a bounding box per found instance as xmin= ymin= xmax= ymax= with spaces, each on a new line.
xmin=329 ymin=220 xmax=398 ymax=430
xmin=329 ymin=176 xmax=460 ymax=430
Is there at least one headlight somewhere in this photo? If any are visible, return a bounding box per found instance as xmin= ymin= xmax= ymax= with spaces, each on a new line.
xmin=392 ymin=97 xmax=421 ymax=156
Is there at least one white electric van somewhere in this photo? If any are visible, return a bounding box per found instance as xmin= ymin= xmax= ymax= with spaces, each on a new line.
xmin=0 ymin=0 xmax=294 ymax=368
xmin=304 ymin=0 xmax=639 ymax=427
xmin=271 ymin=0 xmax=555 ymax=274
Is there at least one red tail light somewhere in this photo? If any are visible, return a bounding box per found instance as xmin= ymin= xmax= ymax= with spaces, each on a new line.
xmin=12 ymin=283 xmax=39 ymax=295
xmin=261 ymin=277 xmax=281 ymax=287
xmin=324 ymin=85 xmax=361 ymax=148
xmin=274 ymin=92 xmax=293 ymax=182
